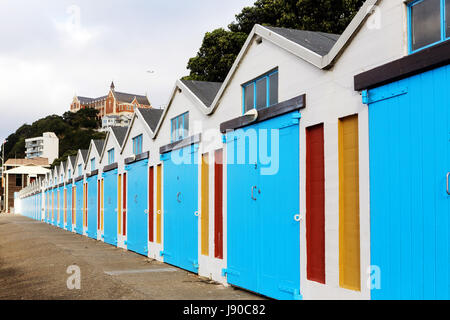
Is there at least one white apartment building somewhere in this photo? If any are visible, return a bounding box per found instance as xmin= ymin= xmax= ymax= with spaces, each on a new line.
xmin=25 ymin=132 xmax=59 ymax=164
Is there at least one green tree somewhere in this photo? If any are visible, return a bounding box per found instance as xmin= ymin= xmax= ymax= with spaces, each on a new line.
xmin=184 ymin=0 xmax=364 ymax=82
xmin=183 ymin=28 xmax=247 ymax=82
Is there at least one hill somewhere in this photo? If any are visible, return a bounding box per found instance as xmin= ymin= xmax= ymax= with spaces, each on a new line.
xmin=4 ymin=108 xmax=106 ymax=168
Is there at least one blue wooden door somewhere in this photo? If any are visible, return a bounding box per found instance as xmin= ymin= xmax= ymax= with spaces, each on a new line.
xmin=104 ymin=170 xmax=118 ymax=246
xmin=87 ymin=176 xmax=98 ymax=239
xmin=52 ymin=189 xmax=57 ymax=226
xmin=126 ymin=160 xmax=148 ymax=255
xmin=163 ymin=145 xmax=199 ymax=273
xmin=59 ymin=187 xmax=64 ymax=229
xmin=226 ymin=111 xmax=301 ymax=300
xmin=368 ymin=65 xmax=450 ymax=300
xmin=67 ymin=185 xmax=72 ymax=230
xmin=75 ymin=181 xmax=83 ymax=235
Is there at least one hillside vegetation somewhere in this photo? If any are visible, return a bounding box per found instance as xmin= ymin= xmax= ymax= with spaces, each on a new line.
xmin=4 ymin=108 xmax=106 ymax=168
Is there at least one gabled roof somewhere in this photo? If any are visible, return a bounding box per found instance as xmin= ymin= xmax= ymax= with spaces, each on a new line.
xmin=93 ymin=140 xmax=105 ymax=154
xmin=151 ymin=79 xmax=223 ymax=138
xmin=139 ymin=108 xmax=164 ymax=132
xmin=113 ymin=91 xmax=151 ymax=105
xmin=76 ymin=149 xmax=88 ymax=164
xmin=208 ymin=0 xmax=378 ymax=114
xmin=179 ymin=80 xmax=222 ymax=107
xmin=111 ymin=126 xmax=128 ymax=145
xmin=120 ymin=108 xmax=163 ymax=154
xmin=84 ymin=140 xmax=105 ymax=169
xmin=77 ymin=96 xmax=94 ymax=104
xmin=264 ymin=26 xmax=339 ymax=56
xmin=99 ymin=126 xmax=127 ymax=162
xmin=60 ymin=161 xmax=67 ymax=174
xmin=69 ymin=156 xmax=76 ymax=166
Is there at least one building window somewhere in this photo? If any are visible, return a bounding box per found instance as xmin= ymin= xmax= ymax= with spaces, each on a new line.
xmin=408 ymin=0 xmax=450 ymax=53
xmin=91 ymin=158 xmax=96 ymax=171
xmin=242 ymin=69 xmax=278 ymax=113
xmin=16 ymin=174 xmax=22 ymax=187
xmin=78 ymin=164 xmax=82 ymax=176
xmin=171 ymin=112 xmax=189 ymax=142
xmin=132 ymin=134 xmax=143 ymax=155
xmin=68 ymin=169 xmax=71 ymax=179
xmin=108 ymin=148 xmax=115 ymax=164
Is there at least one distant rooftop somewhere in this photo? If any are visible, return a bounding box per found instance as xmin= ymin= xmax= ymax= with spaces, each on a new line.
xmin=5 ymin=157 xmax=49 ymax=167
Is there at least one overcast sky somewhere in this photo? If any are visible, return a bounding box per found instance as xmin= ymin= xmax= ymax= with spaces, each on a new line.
xmin=0 ymin=0 xmax=254 ymax=144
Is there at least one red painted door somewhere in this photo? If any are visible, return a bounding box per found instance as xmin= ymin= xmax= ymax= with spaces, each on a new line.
xmin=306 ymin=123 xmax=326 ymax=284
xmin=214 ymin=149 xmax=223 ymax=259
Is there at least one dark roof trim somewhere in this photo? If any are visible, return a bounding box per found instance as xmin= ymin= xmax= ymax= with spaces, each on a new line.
xmin=87 ymin=169 xmax=99 ymax=178
xmin=220 ymin=94 xmax=306 ymax=133
xmin=74 ymin=176 xmax=84 ymax=183
xmin=355 ymin=40 xmax=450 ymax=91
xmin=58 ymin=183 xmax=64 ymax=188
xmin=124 ymin=151 xmax=149 ymax=165
xmin=67 ymin=178 xmax=73 ymax=185
xmin=103 ymin=162 xmax=118 ymax=173
xmin=160 ymin=134 xmax=201 ymax=155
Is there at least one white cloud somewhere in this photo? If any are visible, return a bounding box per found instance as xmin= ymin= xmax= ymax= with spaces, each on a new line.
xmin=0 ymin=0 xmax=255 ymax=143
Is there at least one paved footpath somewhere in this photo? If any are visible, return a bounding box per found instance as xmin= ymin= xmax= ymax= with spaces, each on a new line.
xmin=0 ymin=214 xmax=261 ymax=300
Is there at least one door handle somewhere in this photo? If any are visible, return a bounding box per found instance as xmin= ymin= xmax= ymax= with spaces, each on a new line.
xmin=251 ymin=186 xmax=257 ymax=200
xmin=447 ymin=172 xmax=450 ymax=195
xmin=177 ymin=192 xmax=181 ymax=203
xmin=194 ymin=211 xmax=199 ymax=217
xmin=294 ymin=214 xmax=302 ymax=222
xmin=157 ymin=210 xmax=161 ymax=215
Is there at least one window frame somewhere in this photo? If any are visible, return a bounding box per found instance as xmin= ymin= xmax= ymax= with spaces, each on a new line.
xmin=242 ymin=69 xmax=279 ymax=114
xmin=90 ymin=158 xmax=96 ymax=171
xmin=132 ymin=134 xmax=143 ymax=155
xmin=170 ymin=112 xmax=189 ymax=142
xmin=108 ymin=148 xmax=115 ymax=165
xmin=408 ymin=0 xmax=449 ymax=54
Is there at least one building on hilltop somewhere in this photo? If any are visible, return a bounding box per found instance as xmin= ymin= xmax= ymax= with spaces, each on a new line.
xmin=70 ymin=82 xmax=152 ymax=119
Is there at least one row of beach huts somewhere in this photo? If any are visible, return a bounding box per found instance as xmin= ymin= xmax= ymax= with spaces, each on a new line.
xmin=17 ymin=0 xmax=450 ymax=299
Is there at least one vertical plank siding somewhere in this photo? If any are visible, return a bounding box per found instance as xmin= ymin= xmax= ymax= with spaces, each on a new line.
xmin=118 ymin=174 xmax=122 ymax=235
xmin=97 ymin=180 xmax=100 ymax=229
xmin=101 ymin=179 xmax=104 ymax=231
xmin=73 ymin=186 xmax=76 ymax=225
xmin=123 ymin=172 xmax=127 ymax=236
xmin=214 ymin=149 xmax=224 ymax=260
xmin=306 ymin=123 xmax=325 ymax=284
xmin=156 ymin=164 xmax=162 ymax=244
xmin=338 ymin=114 xmax=361 ymax=291
xmin=201 ymin=153 xmax=209 ymax=256
xmin=149 ymin=167 xmax=154 ymax=242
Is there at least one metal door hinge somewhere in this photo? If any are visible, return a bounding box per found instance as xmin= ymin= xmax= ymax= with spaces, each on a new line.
xmin=278 ymin=285 xmax=302 ymax=300
xmin=291 ymin=112 xmax=302 ymax=124
xmin=189 ymin=259 xmax=199 ymax=269
xmin=222 ymin=268 xmax=240 ymax=277
xmin=362 ymin=87 xmax=408 ymax=104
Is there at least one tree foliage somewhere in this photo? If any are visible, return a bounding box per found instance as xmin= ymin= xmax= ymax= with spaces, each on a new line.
xmin=3 ymin=108 xmax=105 ymax=168
xmin=184 ymin=0 xmax=365 ymax=82
xmin=183 ymin=29 xmax=247 ymax=82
